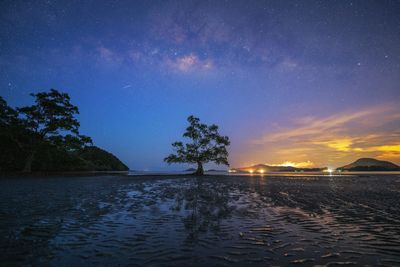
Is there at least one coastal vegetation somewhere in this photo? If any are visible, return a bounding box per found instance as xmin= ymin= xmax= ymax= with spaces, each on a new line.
xmin=0 ymin=89 xmax=128 ymax=173
xmin=164 ymin=115 xmax=230 ymax=175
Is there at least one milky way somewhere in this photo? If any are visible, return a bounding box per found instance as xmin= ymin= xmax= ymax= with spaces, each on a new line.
xmin=1 ymin=0 xmax=399 ymax=169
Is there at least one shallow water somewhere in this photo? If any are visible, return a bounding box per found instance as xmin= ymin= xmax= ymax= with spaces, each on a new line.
xmin=1 ymin=175 xmax=400 ymax=266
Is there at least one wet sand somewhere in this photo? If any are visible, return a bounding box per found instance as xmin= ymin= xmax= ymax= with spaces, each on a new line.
xmin=1 ymin=174 xmax=400 ymax=266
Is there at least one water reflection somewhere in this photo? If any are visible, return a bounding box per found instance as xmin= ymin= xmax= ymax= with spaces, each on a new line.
xmin=1 ymin=175 xmax=400 ymax=266
xmin=173 ymin=178 xmax=233 ymax=241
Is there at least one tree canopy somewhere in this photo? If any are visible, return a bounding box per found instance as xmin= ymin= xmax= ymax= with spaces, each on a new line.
xmin=14 ymin=89 xmax=92 ymax=172
xmin=0 ymin=89 xmax=128 ymax=173
xmin=164 ymin=115 xmax=230 ymax=175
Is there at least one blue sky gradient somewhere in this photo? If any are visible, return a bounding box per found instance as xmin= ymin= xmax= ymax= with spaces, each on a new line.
xmin=1 ymin=0 xmax=399 ymax=169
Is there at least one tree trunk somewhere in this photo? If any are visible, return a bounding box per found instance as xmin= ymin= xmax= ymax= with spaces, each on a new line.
xmin=195 ymin=162 xmax=204 ymax=175
xmin=22 ymin=150 xmax=35 ymax=173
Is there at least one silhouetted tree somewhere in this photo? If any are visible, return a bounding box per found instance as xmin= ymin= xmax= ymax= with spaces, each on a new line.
xmin=0 ymin=96 xmax=21 ymax=140
xmin=0 ymin=91 xmax=130 ymax=172
xmin=0 ymin=97 xmax=17 ymax=124
xmin=164 ymin=115 xmax=230 ymax=175
xmin=0 ymin=97 xmax=27 ymax=170
xmin=16 ymin=89 xmax=91 ymax=172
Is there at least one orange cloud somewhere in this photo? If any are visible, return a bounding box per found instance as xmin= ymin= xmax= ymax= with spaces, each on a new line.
xmin=313 ymin=138 xmax=354 ymax=152
xmin=253 ymin=105 xmax=394 ymax=144
xmin=243 ymin=104 xmax=400 ymax=167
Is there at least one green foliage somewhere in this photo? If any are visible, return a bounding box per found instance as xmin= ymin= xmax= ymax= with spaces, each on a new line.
xmin=17 ymin=89 xmax=81 ymax=137
xmin=0 ymin=90 xmax=128 ymax=173
xmin=0 ymin=97 xmax=28 ymax=147
xmin=13 ymin=89 xmax=93 ymax=171
xmin=78 ymin=146 xmax=129 ymax=171
xmin=0 ymin=97 xmax=28 ymax=171
xmin=32 ymin=143 xmax=89 ymax=171
xmin=0 ymin=96 xmax=19 ymax=127
xmin=17 ymin=89 xmax=92 ymax=148
xmin=164 ymin=115 xmax=230 ymax=175
xmin=0 ymin=135 xmax=26 ymax=171
xmin=27 ymin=145 xmax=128 ymax=172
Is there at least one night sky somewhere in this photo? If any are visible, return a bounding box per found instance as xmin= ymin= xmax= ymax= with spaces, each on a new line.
xmin=1 ymin=0 xmax=399 ymax=170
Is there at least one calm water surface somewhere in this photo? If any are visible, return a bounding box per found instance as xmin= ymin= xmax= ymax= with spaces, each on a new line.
xmin=1 ymin=175 xmax=400 ymax=266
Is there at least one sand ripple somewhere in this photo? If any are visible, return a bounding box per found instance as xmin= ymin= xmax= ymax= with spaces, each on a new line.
xmin=0 ymin=175 xmax=399 ymax=266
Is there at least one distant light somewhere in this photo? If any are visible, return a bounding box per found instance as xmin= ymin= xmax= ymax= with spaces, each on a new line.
xmin=258 ymin=169 xmax=265 ymax=174
xmin=228 ymin=169 xmax=236 ymax=173
xmin=249 ymin=169 xmax=254 ymax=174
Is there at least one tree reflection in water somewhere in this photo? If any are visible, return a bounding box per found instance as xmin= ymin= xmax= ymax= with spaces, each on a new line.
xmin=173 ymin=177 xmax=233 ymax=241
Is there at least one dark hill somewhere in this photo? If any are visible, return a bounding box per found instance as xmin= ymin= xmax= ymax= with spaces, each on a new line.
xmin=0 ymin=140 xmax=129 ymax=172
xmin=78 ymin=146 xmax=129 ymax=171
xmin=337 ymin=158 xmax=400 ymax=171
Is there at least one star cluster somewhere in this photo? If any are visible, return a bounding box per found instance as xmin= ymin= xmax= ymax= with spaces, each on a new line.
xmin=1 ymin=0 xmax=399 ymax=169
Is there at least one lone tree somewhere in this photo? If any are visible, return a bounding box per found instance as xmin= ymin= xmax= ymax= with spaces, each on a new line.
xmin=17 ymin=89 xmax=91 ymax=172
xmin=164 ymin=115 xmax=230 ymax=175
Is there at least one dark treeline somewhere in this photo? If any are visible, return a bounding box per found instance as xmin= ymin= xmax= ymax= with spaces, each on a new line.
xmin=0 ymin=89 xmax=128 ymax=173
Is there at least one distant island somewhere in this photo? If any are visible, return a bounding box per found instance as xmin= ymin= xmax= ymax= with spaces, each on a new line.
xmin=231 ymin=158 xmax=400 ymax=173
xmin=230 ymin=164 xmax=326 ymax=173
xmin=336 ymin=158 xmax=400 ymax=171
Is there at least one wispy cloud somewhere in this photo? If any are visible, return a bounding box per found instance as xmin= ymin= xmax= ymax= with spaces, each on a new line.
xmin=93 ymin=43 xmax=215 ymax=74
xmin=245 ymin=104 xmax=400 ymax=167
xmin=122 ymin=84 xmax=132 ymax=89
xmin=96 ymin=46 xmax=122 ymax=65
xmin=166 ymin=53 xmax=213 ymax=73
xmin=253 ymin=105 xmax=395 ymax=144
xmin=146 ymin=1 xmax=303 ymax=70
xmin=65 ymin=2 xmax=310 ymax=75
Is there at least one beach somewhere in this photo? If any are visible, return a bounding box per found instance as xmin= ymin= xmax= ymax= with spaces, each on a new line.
xmin=1 ymin=174 xmax=400 ymax=266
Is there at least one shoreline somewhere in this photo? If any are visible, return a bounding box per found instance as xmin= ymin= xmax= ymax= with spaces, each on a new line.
xmin=1 ymin=170 xmax=400 ymax=178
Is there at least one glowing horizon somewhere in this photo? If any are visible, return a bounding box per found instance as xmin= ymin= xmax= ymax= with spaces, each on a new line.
xmin=232 ymin=104 xmax=400 ymax=169
xmin=1 ymin=1 xmax=399 ymax=170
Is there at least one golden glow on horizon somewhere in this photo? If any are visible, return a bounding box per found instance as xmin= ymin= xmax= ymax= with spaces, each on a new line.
xmin=367 ymin=145 xmax=400 ymax=152
xmin=268 ymin=160 xmax=315 ymax=168
xmin=237 ymin=104 xmax=400 ymax=167
xmin=249 ymin=169 xmax=254 ymax=173
xmin=258 ymin=169 xmax=265 ymax=174
xmin=313 ymin=140 xmax=400 ymax=154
